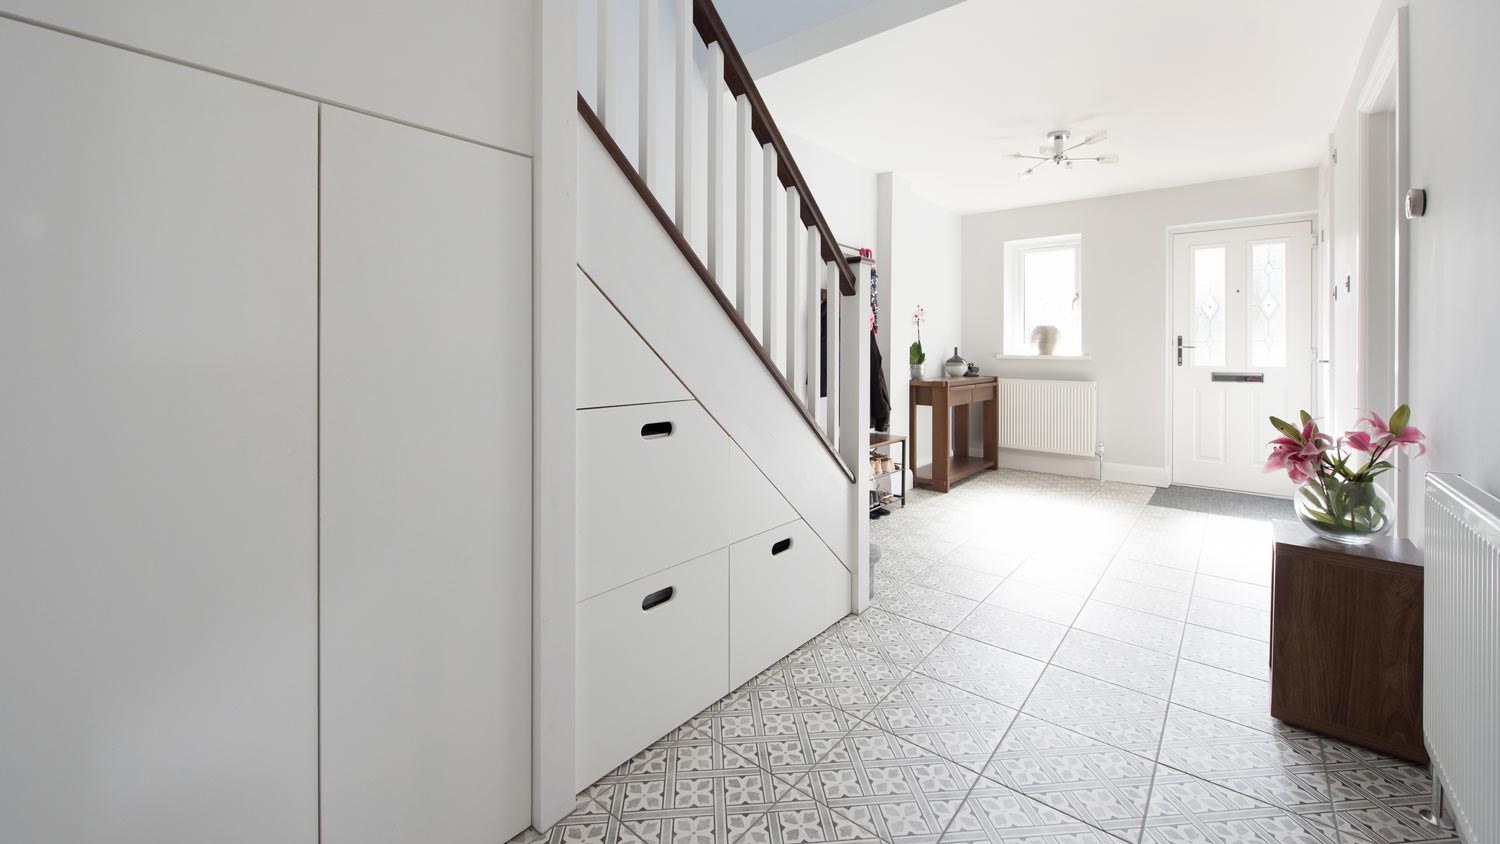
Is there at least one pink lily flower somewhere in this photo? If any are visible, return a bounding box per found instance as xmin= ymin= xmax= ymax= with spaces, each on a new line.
xmin=1344 ymin=431 xmax=1375 ymax=453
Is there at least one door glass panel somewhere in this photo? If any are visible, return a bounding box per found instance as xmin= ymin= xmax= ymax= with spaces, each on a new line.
xmin=1249 ymin=240 xmax=1287 ymax=367
xmin=1191 ymin=245 xmax=1226 ymax=367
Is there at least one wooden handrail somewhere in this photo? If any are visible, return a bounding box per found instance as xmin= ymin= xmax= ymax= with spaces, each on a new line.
xmin=579 ymin=94 xmax=856 ymax=483
xmin=691 ymin=0 xmax=857 ymax=297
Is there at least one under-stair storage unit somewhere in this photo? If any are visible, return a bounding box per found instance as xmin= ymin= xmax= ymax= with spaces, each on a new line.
xmin=576 ymin=549 xmax=730 ymax=787
xmin=728 ymin=521 xmax=852 ymax=688
xmin=319 ymin=108 xmax=533 ymax=844
xmin=576 ymin=399 xmax=731 ymax=600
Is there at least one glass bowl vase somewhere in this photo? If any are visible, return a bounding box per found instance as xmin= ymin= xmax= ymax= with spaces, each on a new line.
xmin=1295 ymin=478 xmax=1393 ymax=545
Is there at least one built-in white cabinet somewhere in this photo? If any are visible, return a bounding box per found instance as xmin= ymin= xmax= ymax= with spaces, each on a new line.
xmin=575 ymin=549 xmax=730 ymax=788
xmin=728 ymin=521 xmax=852 ymax=688
xmin=0 ymin=0 xmax=535 ymax=152
xmin=577 ymin=272 xmax=692 ymax=409
xmin=0 ymin=20 xmax=319 ymax=843
xmin=318 ymin=107 xmax=532 ymax=844
xmin=0 ymin=19 xmax=534 ymax=843
xmin=576 ymin=400 xmax=731 ymax=600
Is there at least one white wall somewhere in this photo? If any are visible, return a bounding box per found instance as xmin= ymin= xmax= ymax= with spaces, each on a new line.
xmin=1401 ymin=0 xmax=1500 ymax=540
xmin=879 ymin=175 xmax=964 ymax=471
xmin=962 ymin=169 xmax=1318 ymax=482
xmin=0 ymin=0 xmax=534 ymax=152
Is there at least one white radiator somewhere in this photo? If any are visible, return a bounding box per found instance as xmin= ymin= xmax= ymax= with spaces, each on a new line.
xmin=1424 ymin=473 xmax=1500 ymax=844
xmin=997 ymin=379 xmax=1097 ymax=458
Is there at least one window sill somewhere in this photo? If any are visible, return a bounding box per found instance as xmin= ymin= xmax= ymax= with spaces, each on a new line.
xmin=994 ymin=353 xmax=1092 ymax=361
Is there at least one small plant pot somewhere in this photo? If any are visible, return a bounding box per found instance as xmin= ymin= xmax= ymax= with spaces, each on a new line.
xmin=909 ymin=364 xmax=925 ymax=380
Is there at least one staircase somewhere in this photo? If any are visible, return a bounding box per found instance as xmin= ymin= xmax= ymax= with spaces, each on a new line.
xmin=569 ymin=0 xmax=873 ymax=799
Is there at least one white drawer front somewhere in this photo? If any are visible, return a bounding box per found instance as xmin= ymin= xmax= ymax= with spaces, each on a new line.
xmin=577 ymin=400 xmax=729 ymax=600
xmin=576 ymin=548 xmax=730 ymax=789
xmin=729 ymin=520 xmax=851 ymax=688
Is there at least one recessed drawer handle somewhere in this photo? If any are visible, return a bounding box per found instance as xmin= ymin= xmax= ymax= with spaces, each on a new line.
xmin=640 ymin=421 xmax=674 ymax=439
xmin=641 ymin=586 xmax=675 ymax=611
xmin=771 ymin=538 xmax=793 ymax=556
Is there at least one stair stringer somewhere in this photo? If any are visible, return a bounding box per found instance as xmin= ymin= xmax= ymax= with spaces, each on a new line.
xmin=576 ymin=123 xmax=854 ymax=569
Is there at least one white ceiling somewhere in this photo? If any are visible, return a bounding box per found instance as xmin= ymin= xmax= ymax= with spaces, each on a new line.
xmin=755 ymin=0 xmax=1381 ymax=214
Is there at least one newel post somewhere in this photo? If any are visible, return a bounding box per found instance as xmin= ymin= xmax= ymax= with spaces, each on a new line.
xmin=839 ymin=257 xmax=873 ymax=613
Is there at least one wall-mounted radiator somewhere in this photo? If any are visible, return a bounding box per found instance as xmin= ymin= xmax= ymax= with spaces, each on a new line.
xmin=1424 ymin=473 xmax=1500 ymax=844
xmin=996 ymin=379 xmax=1097 ymax=458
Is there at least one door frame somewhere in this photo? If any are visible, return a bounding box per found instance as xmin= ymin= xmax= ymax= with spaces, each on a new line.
xmin=1163 ymin=211 xmax=1319 ymax=491
xmin=1354 ymin=10 xmax=1410 ymax=536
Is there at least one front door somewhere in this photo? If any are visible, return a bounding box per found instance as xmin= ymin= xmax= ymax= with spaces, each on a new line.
xmin=1172 ymin=221 xmax=1314 ymax=496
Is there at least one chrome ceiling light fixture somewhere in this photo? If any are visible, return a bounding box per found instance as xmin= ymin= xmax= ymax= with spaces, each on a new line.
xmin=1013 ymin=129 xmax=1118 ymax=180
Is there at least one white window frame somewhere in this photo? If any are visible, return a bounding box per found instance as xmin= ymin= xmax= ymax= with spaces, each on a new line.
xmin=1003 ymin=233 xmax=1084 ymax=356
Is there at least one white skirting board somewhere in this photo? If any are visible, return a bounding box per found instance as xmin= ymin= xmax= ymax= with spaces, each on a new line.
xmin=989 ymin=449 xmax=1169 ymax=488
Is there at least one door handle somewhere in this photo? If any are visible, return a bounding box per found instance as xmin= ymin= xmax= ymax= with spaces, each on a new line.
xmin=1175 ymin=335 xmax=1197 ymax=367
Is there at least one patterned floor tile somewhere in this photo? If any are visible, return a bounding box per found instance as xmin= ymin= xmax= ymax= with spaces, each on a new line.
xmin=1191 ymin=574 xmax=1271 ymax=611
xmin=1167 ymin=660 xmax=1300 ymax=736
xmin=1102 ymin=560 xmax=1197 ymax=595
xmin=596 ymin=734 xmax=808 ymax=844
xmin=874 ymin=582 xmax=981 ymax=631
xmin=873 ymin=555 xmax=938 ymax=583
xmin=912 ymin=562 xmax=1005 ymax=601
xmin=979 ymin=714 xmax=1157 ymax=840
xmin=1319 ymin=740 xmax=1455 ymax=844
xmin=1195 ymin=552 xmax=1271 ymax=588
xmin=940 ymin=543 xmax=1028 ymax=578
xmin=1019 ymin=665 xmax=1168 ymax=755
xmin=1115 ymin=532 xmax=1202 ymax=571
xmin=912 ymin=635 xmax=1048 ymax=708
xmin=1008 ymin=560 xmax=1103 ymax=597
xmin=954 ymin=604 xmax=1071 ymax=661
xmin=804 ymin=727 xmax=986 ymax=844
xmin=1073 ymin=602 xmax=1186 ymax=656
xmin=1179 ymin=625 xmax=1269 ymax=680
xmin=941 ymin=775 xmax=1125 ymax=844
xmin=1140 ymin=763 xmax=1342 ymax=844
xmin=984 ymin=579 xmax=1088 ymax=625
xmin=1090 ymin=578 xmax=1193 ymax=621
xmin=1185 ymin=596 xmax=1269 ymax=641
xmin=854 ymin=674 xmax=1020 ymax=770
xmin=1027 ymin=546 xmax=1115 ymax=575
xmin=815 ymin=608 xmax=950 ymax=669
xmin=1051 ymin=629 xmax=1179 ymax=699
xmin=1154 ymin=706 xmax=1332 ymax=814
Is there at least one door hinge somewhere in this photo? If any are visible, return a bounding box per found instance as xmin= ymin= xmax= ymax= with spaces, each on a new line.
xmin=1331 ymin=148 xmax=1339 ymax=165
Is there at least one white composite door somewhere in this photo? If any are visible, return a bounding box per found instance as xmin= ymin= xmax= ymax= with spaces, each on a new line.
xmin=1172 ymin=221 xmax=1314 ymax=496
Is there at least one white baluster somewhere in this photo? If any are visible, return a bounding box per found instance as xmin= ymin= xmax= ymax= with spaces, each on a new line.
xmin=825 ymin=260 xmax=841 ymax=443
xmin=598 ymin=0 xmax=617 ymax=131
xmin=762 ymin=144 xmax=779 ymax=359
xmin=638 ymin=0 xmax=658 ymax=185
xmin=735 ymin=95 xmax=753 ymax=322
xmin=785 ymin=190 xmax=801 ymax=384
xmin=805 ymin=227 xmax=821 ymax=411
xmin=673 ymin=0 xmax=692 ymax=231
xmin=705 ymin=43 xmax=725 ymax=282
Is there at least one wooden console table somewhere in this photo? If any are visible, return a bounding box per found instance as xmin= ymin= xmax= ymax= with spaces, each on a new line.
xmin=909 ymin=376 xmax=998 ymax=492
xmin=1270 ymin=520 xmax=1427 ymax=763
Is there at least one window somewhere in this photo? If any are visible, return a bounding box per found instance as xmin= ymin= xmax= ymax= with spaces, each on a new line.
xmin=1004 ymin=235 xmax=1083 ymax=356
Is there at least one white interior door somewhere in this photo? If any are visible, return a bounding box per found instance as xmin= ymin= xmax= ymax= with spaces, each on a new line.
xmin=1172 ymin=221 xmax=1314 ymax=496
xmin=319 ymin=106 xmax=532 ymax=844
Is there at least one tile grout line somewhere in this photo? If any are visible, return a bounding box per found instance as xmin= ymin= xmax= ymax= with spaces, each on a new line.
xmin=923 ymin=482 xmax=1158 ymax=844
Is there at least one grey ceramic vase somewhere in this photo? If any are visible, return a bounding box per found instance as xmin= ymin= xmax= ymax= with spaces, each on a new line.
xmin=943 ymin=347 xmax=967 ymax=377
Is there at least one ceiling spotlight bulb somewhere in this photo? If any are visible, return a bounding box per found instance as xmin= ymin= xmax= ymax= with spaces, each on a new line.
xmin=1019 ymin=168 xmax=1033 ymax=182
xmin=1098 ymin=154 xmax=1119 ymax=164
xmin=1086 ymin=130 xmax=1109 ymax=145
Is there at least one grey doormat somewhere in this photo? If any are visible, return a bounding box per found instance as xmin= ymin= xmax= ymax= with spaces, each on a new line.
xmin=1148 ymin=485 xmax=1294 ymax=520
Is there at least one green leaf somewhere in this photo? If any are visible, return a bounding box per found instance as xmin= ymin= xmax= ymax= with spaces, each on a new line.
xmin=1300 ymin=410 xmax=1313 ymax=427
xmin=1389 ymin=404 xmax=1411 ymax=436
xmin=1269 ymin=416 xmax=1302 ymax=442
xmin=1301 ymin=487 xmax=1327 ymax=509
